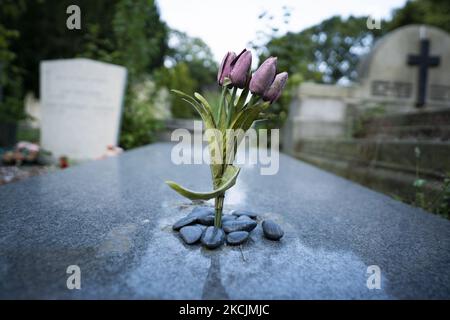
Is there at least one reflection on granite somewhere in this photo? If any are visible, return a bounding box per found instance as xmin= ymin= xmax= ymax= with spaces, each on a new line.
xmin=0 ymin=143 xmax=449 ymax=299
xmin=202 ymin=255 xmax=229 ymax=300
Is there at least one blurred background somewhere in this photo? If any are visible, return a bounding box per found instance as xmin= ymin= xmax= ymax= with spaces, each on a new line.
xmin=0 ymin=0 xmax=449 ymax=217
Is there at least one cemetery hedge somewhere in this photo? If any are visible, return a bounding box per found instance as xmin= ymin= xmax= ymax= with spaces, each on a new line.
xmin=0 ymin=3 xmax=25 ymax=124
xmin=0 ymin=0 xmax=219 ymax=149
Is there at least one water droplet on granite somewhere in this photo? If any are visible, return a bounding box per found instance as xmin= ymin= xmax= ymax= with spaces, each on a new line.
xmin=222 ymin=219 xmax=257 ymax=233
xmin=231 ymin=210 xmax=258 ymax=219
xmin=172 ymin=215 xmax=197 ymax=231
xmin=262 ymin=220 xmax=284 ymax=240
xmin=226 ymin=231 xmax=249 ymax=245
xmin=179 ymin=226 xmax=203 ymax=244
xmin=201 ymin=226 xmax=225 ymax=249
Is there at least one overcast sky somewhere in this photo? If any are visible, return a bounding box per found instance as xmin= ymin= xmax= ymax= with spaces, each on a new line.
xmin=157 ymin=0 xmax=408 ymax=62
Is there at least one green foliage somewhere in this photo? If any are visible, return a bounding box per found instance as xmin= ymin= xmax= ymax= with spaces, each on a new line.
xmin=154 ymin=30 xmax=218 ymax=119
xmin=0 ymin=1 xmax=25 ymax=123
xmin=434 ymin=176 xmax=450 ymax=218
xmin=409 ymin=147 xmax=450 ymax=219
xmin=388 ymin=0 xmax=450 ymax=33
xmin=119 ymin=90 xmax=164 ymax=150
xmin=255 ymin=0 xmax=450 ymax=132
xmin=154 ymin=63 xmax=198 ymax=118
xmin=16 ymin=127 xmax=40 ymax=143
xmin=263 ymin=15 xmax=384 ymax=84
xmin=78 ymin=24 xmax=120 ymax=64
xmin=411 ymin=175 xmax=450 ymax=219
xmin=111 ymin=0 xmax=168 ymax=80
xmin=254 ymin=15 xmax=384 ymax=131
xmin=109 ymin=0 xmax=169 ymax=148
xmin=166 ymin=30 xmax=217 ymax=89
xmin=0 ymin=27 xmax=25 ymax=123
xmin=1 ymin=0 xmax=169 ymax=149
xmin=2 ymin=0 xmax=169 ymax=94
xmin=351 ymin=105 xmax=387 ymax=138
xmin=202 ymin=90 xmax=222 ymax=117
xmin=120 ymin=77 xmax=169 ymax=149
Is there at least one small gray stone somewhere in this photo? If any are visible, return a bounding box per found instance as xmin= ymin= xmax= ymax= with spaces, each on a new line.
xmin=197 ymin=214 xmax=215 ymax=226
xmin=262 ymin=220 xmax=284 ymax=240
xmin=179 ymin=226 xmax=203 ymax=244
xmin=226 ymin=231 xmax=249 ymax=245
xmin=232 ymin=210 xmax=258 ymax=219
xmin=237 ymin=215 xmax=252 ymax=222
xmin=194 ymin=224 xmax=207 ymax=232
xmin=188 ymin=206 xmax=215 ymax=219
xmin=222 ymin=214 xmax=237 ymax=222
xmin=222 ymin=219 xmax=257 ymax=233
xmin=201 ymin=226 xmax=225 ymax=249
xmin=173 ymin=215 xmax=197 ymax=231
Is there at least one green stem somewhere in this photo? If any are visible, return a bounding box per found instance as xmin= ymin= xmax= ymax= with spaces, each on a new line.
xmin=214 ymin=195 xmax=224 ymax=228
xmin=217 ymin=85 xmax=227 ymax=124
xmin=227 ymin=87 xmax=238 ymax=127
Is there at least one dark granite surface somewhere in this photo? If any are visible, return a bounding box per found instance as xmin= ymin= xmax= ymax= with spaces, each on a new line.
xmin=0 ymin=143 xmax=449 ymax=299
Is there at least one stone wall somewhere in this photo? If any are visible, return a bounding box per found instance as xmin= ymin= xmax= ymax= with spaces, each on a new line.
xmin=290 ymin=108 xmax=450 ymax=204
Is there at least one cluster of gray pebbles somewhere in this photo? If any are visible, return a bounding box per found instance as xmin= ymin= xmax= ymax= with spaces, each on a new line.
xmin=172 ymin=206 xmax=284 ymax=249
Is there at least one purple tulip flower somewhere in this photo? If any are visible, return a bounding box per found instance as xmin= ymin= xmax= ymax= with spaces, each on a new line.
xmin=249 ymin=57 xmax=277 ymax=96
xmin=263 ymin=72 xmax=288 ymax=103
xmin=217 ymin=51 xmax=236 ymax=85
xmin=230 ymin=49 xmax=252 ymax=88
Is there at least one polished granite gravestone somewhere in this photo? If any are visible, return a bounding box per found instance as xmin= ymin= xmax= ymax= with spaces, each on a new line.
xmin=0 ymin=143 xmax=449 ymax=299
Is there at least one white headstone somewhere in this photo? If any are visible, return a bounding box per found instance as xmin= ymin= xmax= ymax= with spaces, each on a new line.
xmin=40 ymin=58 xmax=127 ymax=160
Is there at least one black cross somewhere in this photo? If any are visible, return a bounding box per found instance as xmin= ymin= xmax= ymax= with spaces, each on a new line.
xmin=407 ymin=39 xmax=440 ymax=107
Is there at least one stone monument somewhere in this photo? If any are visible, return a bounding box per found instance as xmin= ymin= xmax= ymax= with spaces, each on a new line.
xmin=356 ymin=24 xmax=450 ymax=111
xmin=40 ymin=58 xmax=127 ymax=160
xmin=284 ymin=25 xmax=450 ymax=149
xmin=283 ymin=25 xmax=450 ymax=202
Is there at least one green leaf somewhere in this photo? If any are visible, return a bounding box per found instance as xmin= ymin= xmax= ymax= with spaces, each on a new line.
xmin=413 ymin=179 xmax=427 ymax=188
xmin=236 ymin=87 xmax=250 ymax=111
xmin=165 ymin=166 xmax=241 ymax=200
xmin=172 ymin=89 xmax=201 ymax=108
xmin=218 ymin=91 xmax=229 ymax=132
xmin=220 ymin=165 xmax=240 ymax=186
xmin=180 ymin=98 xmax=205 ymax=120
xmin=194 ymin=92 xmax=215 ymax=118
xmin=231 ymin=102 xmax=266 ymax=131
xmin=172 ymin=89 xmax=207 ymax=120
xmin=192 ymin=92 xmax=227 ymax=182
xmin=172 ymin=89 xmax=217 ymax=131
xmin=224 ymin=102 xmax=271 ymax=164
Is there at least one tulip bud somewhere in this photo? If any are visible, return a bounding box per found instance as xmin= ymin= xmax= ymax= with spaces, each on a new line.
xmin=217 ymin=52 xmax=236 ymax=86
xmin=249 ymin=57 xmax=277 ymax=96
xmin=230 ymin=49 xmax=252 ymax=88
xmin=263 ymin=72 xmax=288 ymax=103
